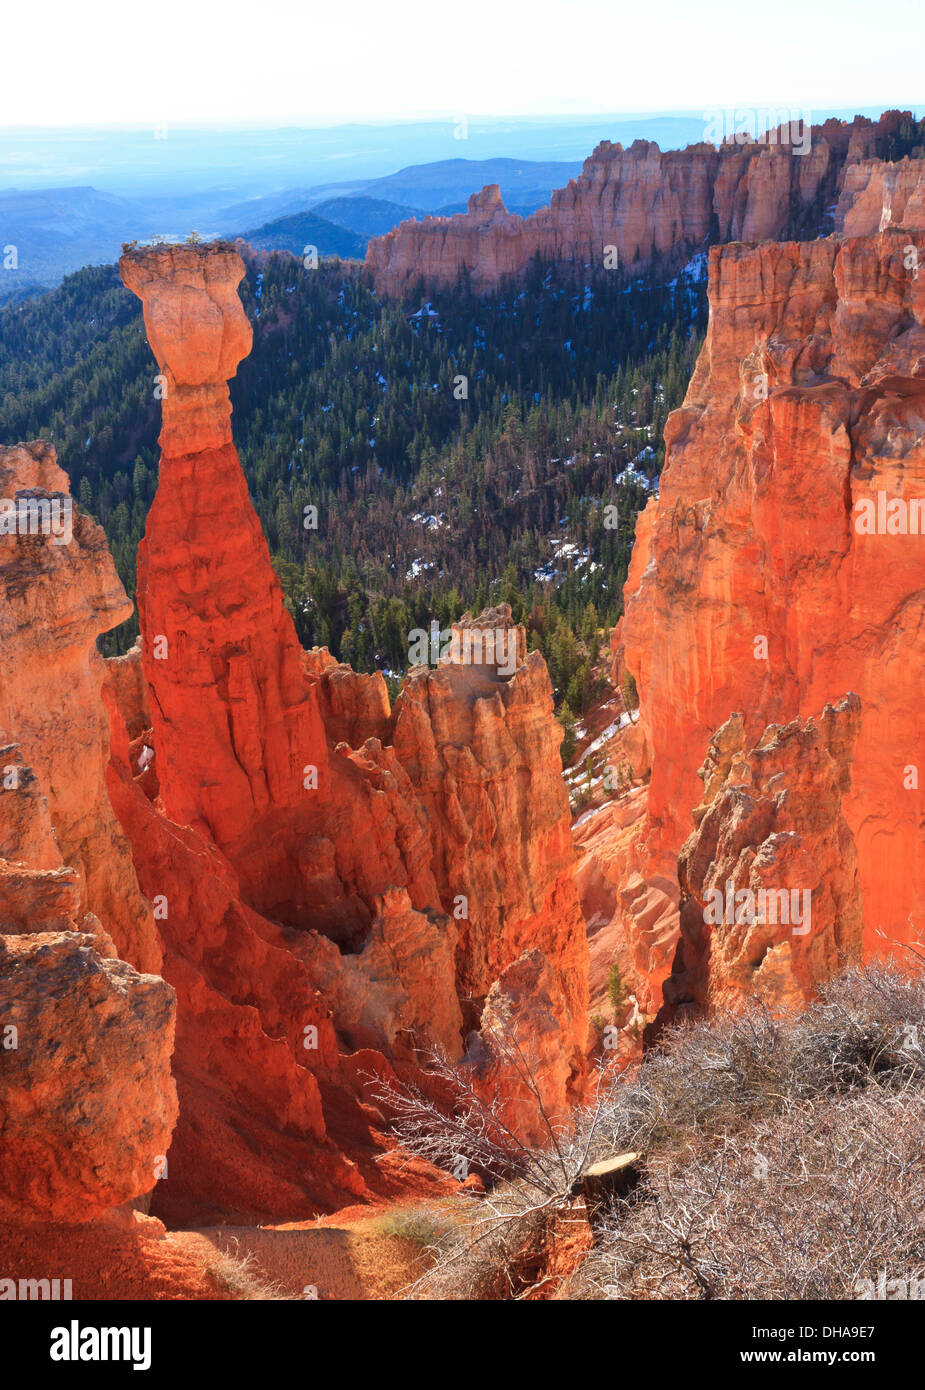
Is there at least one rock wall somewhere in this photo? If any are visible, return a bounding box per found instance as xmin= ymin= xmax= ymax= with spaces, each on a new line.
xmin=0 ymin=929 xmax=177 ymax=1223
xmin=836 ymin=157 xmax=925 ymax=236
xmin=0 ymin=442 xmax=160 ymax=972
xmin=0 ymin=444 xmax=176 ymax=1223
xmin=621 ymin=226 xmax=925 ymax=976
xmin=663 ymin=696 xmax=863 ymax=1017
xmin=366 ymin=112 xmax=922 ymax=296
xmin=392 ymin=607 xmax=589 ymax=1086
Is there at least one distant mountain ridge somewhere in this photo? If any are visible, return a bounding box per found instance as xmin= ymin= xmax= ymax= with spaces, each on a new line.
xmin=222 ymin=157 xmax=581 ymax=234
xmin=0 ymin=155 xmax=582 ymax=294
xmin=238 ymin=160 xmax=583 ymax=259
xmin=241 ymin=209 xmax=367 ymax=259
xmin=309 ymin=197 xmax=423 ymax=239
xmin=2 ymin=110 xmax=921 ymax=297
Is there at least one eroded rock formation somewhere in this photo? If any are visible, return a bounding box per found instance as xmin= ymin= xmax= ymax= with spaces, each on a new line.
xmin=0 ymin=443 xmax=159 ymax=972
xmin=836 ymin=157 xmax=925 ymax=236
xmin=120 ymin=246 xmax=336 ymax=910
xmin=392 ymin=607 xmax=589 ymax=1083
xmin=469 ymin=948 xmax=575 ymax=1145
xmin=620 ymin=225 xmax=925 ymax=989
xmin=106 ymin=242 xmax=588 ymax=1220
xmin=0 ymin=930 xmax=176 ymax=1223
xmin=367 ymin=112 xmax=921 ymax=296
xmin=0 ymin=444 xmax=175 ymax=1223
xmin=663 ymin=695 xmax=863 ymax=1017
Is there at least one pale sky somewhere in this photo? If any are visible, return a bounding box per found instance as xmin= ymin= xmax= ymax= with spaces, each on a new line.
xmin=3 ymin=0 xmax=921 ymax=127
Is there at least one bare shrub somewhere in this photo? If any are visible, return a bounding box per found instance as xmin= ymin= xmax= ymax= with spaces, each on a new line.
xmin=376 ymin=958 xmax=925 ymax=1300
xmin=369 ymin=1028 xmax=626 ymax=1299
xmin=400 ymin=1194 xmax=556 ymax=1300
xmin=584 ymin=960 xmax=925 ymax=1162
xmin=369 ymin=1028 xmax=628 ymax=1200
xmin=577 ymin=1086 xmax=925 ymax=1300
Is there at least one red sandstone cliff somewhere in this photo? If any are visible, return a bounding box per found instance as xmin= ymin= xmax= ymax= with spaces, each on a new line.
xmin=366 ymin=112 xmax=922 ymax=297
xmin=616 ymin=225 xmax=925 ymax=1010
xmin=392 ymin=607 xmax=589 ymax=1105
xmin=0 ymin=443 xmax=176 ymax=1223
xmin=0 ymin=442 xmax=160 ymax=973
xmin=836 ymin=157 xmax=925 ymax=236
xmin=664 ymin=696 xmax=863 ymax=1018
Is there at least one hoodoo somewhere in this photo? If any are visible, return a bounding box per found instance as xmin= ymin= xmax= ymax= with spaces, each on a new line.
xmin=664 ymin=695 xmax=864 ymax=1017
xmin=102 ymin=242 xmax=589 ymax=1221
xmin=120 ymin=244 xmax=333 ymax=911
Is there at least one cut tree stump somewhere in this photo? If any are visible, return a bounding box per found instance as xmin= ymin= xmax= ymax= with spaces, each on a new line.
xmin=571 ymin=1152 xmax=642 ymax=1228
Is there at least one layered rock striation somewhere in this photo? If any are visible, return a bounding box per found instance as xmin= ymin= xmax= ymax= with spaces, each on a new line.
xmin=0 ymin=442 xmax=160 ymax=972
xmin=0 ymin=443 xmax=176 ymax=1223
xmin=392 ymin=608 xmax=588 ymax=1087
xmin=0 ymin=929 xmax=177 ymax=1223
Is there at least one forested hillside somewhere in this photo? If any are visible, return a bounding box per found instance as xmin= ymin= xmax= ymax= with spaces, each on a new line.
xmin=240 ymin=211 xmax=368 ymax=258
xmin=0 ymin=249 xmax=707 ymax=712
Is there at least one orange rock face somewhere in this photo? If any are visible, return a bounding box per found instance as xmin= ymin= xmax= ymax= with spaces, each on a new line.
xmin=391 ymin=607 xmax=589 ymax=1083
xmin=0 ymin=930 xmax=177 ymax=1224
xmin=573 ymin=788 xmax=677 ymax=1020
xmin=102 ymin=764 xmax=372 ymax=1225
xmin=367 ymin=148 xmax=719 ymax=295
xmin=292 ymin=885 xmax=464 ymax=1061
xmin=663 ymin=696 xmax=863 ymax=1018
xmin=121 ymin=250 xmax=332 ymax=912
xmin=470 ymin=948 xmax=576 ymax=1146
xmin=121 ymin=244 xmax=253 ymax=456
xmin=0 ymin=445 xmax=176 ymax=1223
xmin=366 ymin=113 xmax=918 ymax=297
xmin=0 ymin=442 xmax=159 ymax=972
xmin=836 ymin=157 xmax=925 ymax=236
xmin=302 ymin=647 xmax=392 ymax=748
xmin=114 ymin=245 xmax=446 ymax=1219
xmin=622 ymin=226 xmax=925 ymax=972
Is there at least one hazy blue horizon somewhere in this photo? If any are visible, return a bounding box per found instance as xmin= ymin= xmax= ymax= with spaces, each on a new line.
xmin=1 ymin=106 xmax=918 ymax=198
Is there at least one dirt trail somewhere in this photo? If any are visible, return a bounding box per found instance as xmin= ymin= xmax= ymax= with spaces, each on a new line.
xmin=174 ymin=1211 xmax=432 ymax=1300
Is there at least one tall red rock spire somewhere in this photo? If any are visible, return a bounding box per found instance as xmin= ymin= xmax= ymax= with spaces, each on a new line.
xmin=121 ymin=245 xmax=331 ymax=916
xmin=110 ymin=245 xmax=590 ymax=1217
